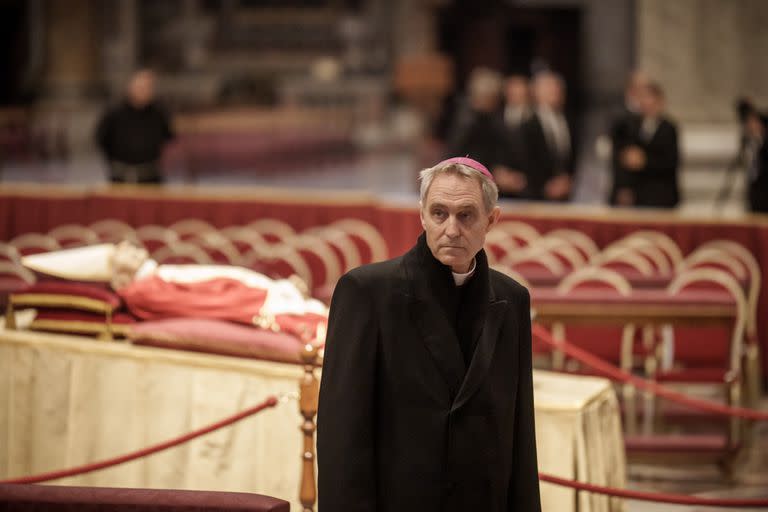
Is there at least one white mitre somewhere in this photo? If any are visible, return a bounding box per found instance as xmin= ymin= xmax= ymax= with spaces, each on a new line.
xmin=21 ymin=244 xmax=117 ymax=283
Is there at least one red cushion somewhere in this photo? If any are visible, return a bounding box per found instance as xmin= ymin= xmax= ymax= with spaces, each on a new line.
xmin=129 ymin=318 xmax=306 ymax=364
xmin=0 ymin=483 xmax=290 ymax=512
xmin=625 ymin=434 xmax=732 ymax=453
xmin=31 ymin=310 xmax=135 ymax=337
xmin=13 ymin=281 xmax=121 ymax=309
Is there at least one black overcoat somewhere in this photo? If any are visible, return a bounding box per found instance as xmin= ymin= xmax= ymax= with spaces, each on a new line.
xmin=317 ymin=236 xmax=541 ymax=512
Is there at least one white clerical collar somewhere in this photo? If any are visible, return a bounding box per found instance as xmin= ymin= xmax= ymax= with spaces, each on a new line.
xmin=452 ymin=258 xmax=476 ymax=286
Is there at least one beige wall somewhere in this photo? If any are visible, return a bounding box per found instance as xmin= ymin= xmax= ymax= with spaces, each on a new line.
xmin=637 ymin=0 xmax=768 ymax=123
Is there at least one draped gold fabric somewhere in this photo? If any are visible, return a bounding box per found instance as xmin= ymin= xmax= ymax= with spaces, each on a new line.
xmin=0 ymin=331 xmax=625 ymax=512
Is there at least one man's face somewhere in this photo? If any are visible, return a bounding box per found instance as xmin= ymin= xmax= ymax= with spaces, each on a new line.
xmin=128 ymin=71 xmax=156 ymax=108
xmin=639 ymin=88 xmax=663 ymax=117
xmin=505 ymin=78 xmax=529 ymax=107
xmin=534 ymin=77 xmax=564 ymax=110
xmin=420 ymin=173 xmax=500 ymax=273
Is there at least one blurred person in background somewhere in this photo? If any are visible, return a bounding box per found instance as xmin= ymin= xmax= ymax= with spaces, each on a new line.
xmin=503 ymin=74 xmax=532 ymax=129
xmin=494 ymin=75 xmax=532 ymax=198
xmin=608 ymin=70 xmax=649 ymax=205
xmin=95 ymin=69 xmax=174 ymax=184
xmin=520 ymin=71 xmax=573 ymax=201
xmin=444 ymin=67 xmax=506 ymax=168
xmin=614 ymin=82 xmax=680 ymax=208
xmin=744 ymin=106 xmax=768 ymax=213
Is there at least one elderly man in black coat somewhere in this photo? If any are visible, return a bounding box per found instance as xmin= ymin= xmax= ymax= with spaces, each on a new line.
xmin=317 ymin=157 xmax=541 ymax=512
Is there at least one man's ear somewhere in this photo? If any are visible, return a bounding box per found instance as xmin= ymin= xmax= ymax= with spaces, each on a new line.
xmin=486 ymin=206 xmax=501 ymax=232
xmin=419 ymin=201 xmax=426 ymax=230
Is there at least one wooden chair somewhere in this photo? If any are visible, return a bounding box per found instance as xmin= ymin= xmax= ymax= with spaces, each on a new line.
xmin=242 ymin=244 xmax=313 ymax=292
xmin=285 ymin=234 xmax=342 ymax=298
xmin=304 ymin=226 xmax=362 ymax=273
xmin=168 ymin=218 xmax=217 ymax=240
xmin=135 ymin=225 xmax=180 ymax=253
xmin=9 ymin=233 xmax=60 ymax=256
xmin=48 ymin=224 xmax=99 ymax=248
xmin=186 ymin=231 xmax=243 ymax=266
xmin=694 ymin=240 xmax=762 ymax=407
xmin=152 ymin=242 xmax=214 ymax=265
xmin=89 ymin=219 xmax=139 ymax=244
xmin=220 ymin=225 xmax=270 ymax=257
xmin=631 ymin=268 xmax=748 ymax=474
xmin=493 ymin=220 xmax=540 ymax=246
xmin=0 ymin=261 xmax=36 ymax=309
xmin=247 ymin=219 xmax=297 ymax=244
xmin=544 ymin=228 xmax=599 ymax=261
xmin=331 ymin=219 xmax=388 ymax=263
xmin=551 ymin=266 xmax=639 ymax=432
xmin=0 ymin=242 xmax=21 ymax=264
xmin=484 ymin=230 xmax=521 ymax=266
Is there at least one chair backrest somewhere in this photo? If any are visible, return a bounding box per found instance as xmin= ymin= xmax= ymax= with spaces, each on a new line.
xmin=247 ymin=218 xmax=297 ymax=244
xmin=544 ymin=228 xmax=600 ymax=261
xmin=622 ymin=230 xmax=684 ymax=267
xmin=305 ymin=226 xmax=363 ymax=273
xmin=90 ymin=219 xmax=137 ymax=243
xmin=168 ymin=218 xmax=217 ymax=240
xmin=9 ymin=233 xmax=60 ymax=256
xmin=286 ymin=234 xmax=342 ymax=291
xmin=243 ymin=244 xmax=313 ymax=290
xmin=331 ymin=218 xmax=388 ymax=263
xmin=0 ymin=242 xmax=21 ymax=264
xmin=667 ymin=267 xmax=747 ymax=372
xmin=494 ymin=220 xmax=540 ymax=246
xmin=590 ymin=244 xmax=655 ymax=277
xmin=135 ymin=225 xmax=179 ymax=253
xmin=48 ymin=224 xmax=99 ymax=248
xmin=0 ymin=261 xmax=36 ymax=284
xmin=187 ymin=232 xmax=243 ymax=265
xmin=557 ymin=266 xmax=633 ymax=296
xmin=501 ymin=243 xmax=567 ymax=277
xmin=695 ymin=240 xmax=761 ymax=341
xmin=484 ymin=229 xmax=521 ymax=265
xmin=152 ymin=241 xmax=214 ymax=265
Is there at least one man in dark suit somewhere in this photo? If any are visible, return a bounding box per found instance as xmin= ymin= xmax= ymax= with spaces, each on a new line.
xmin=520 ymin=72 xmax=573 ymax=201
xmin=608 ymin=70 xmax=648 ymax=205
xmin=615 ymin=82 xmax=681 ymax=208
xmin=495 ymin=75 xmax=532 ymax=198
xmin=744 ymin=108 xmax=768 ymax=213
xmin=95 ymin=69 xmax=174 ymax=184
xmin=317 ymin=157 xmax=541 ymax=512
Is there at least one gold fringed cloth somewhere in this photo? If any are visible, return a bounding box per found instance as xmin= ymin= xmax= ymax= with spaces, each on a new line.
xmin=534 ymin=370 xmax=626 ymax=512
xmin=0 ymin=330 xmax=625 ymax=512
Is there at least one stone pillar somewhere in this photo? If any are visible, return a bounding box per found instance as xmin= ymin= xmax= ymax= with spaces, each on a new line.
xmin=43 ymin=0 xmax=101 ymax=101
xmin=637 ymin=0 xmax=768 ymax=123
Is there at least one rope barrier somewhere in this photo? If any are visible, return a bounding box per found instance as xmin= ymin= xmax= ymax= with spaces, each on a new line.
xmin=2 ymin=389 xmax=766 ymax=507
xmin=0 ymin=396 xmax=278 ymax=485
xmin=539 ymin=473 xmax=768 ymax=508
xmin=532 ymin=323 xmax=768 ymax=421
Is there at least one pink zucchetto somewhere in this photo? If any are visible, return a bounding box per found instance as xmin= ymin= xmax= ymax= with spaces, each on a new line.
xmin=436 ymin=156 xmax=495 ymax=182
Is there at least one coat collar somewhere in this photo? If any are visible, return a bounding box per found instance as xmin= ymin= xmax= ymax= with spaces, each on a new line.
xmin=400 ymin=233 xmax=510 ymax=408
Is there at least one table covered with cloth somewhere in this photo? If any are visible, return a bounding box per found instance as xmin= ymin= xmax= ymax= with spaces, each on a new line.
xmin=2 ymin=329 xmax=623 ymax=511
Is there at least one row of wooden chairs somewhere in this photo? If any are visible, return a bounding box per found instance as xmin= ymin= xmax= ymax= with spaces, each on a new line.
xmin=0 ymin=218 xmax=388 ymax=299
xmin=485 ymin=222 xmax=760 ymax=471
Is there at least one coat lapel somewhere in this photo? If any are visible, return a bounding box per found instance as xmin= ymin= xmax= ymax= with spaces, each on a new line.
xmin=409 ymin=295 xmax=466 ymax=398
xmin=452 ymin=299 xmax=510 ymax=412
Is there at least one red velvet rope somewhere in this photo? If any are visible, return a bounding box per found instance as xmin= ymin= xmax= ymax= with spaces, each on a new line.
xmin=532 ymin=323 xmax=768 ymax=421
xmin=0 ymin=396 xmax=278 ymax=485
xmin=2 ymin=390 xmax=766 ymax=507
xmin=539 ymin=473 xmax=768 ymax=507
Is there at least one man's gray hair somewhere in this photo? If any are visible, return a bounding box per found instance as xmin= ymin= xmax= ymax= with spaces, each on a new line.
xmin=419 ymin=162 xmax=499 ymax=213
